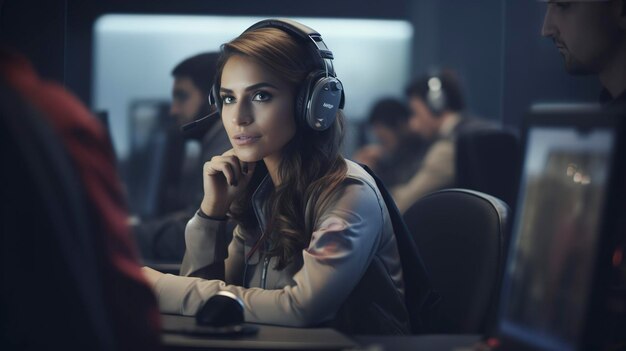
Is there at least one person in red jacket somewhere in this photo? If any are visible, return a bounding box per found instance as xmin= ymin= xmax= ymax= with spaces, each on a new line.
xmin=0 ymin=47 xmax=161 ymax=350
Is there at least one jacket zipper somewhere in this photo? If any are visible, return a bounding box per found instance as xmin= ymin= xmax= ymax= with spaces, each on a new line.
xmin=250 ymin=175 xmax=271 ymax=289
xmin=247 ymin=184 xmax=267 ymax=261
xmin=261 ymin=256 xmax=270 ymax=289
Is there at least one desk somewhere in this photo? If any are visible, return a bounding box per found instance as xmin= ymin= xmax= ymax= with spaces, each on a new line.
xmin=161 ymin=314 xmax=358 ymax=350
xmin=161 ymin=314 xmax=482 ymax=350
xmin=356 ymin=335 xmax=482 ymax=351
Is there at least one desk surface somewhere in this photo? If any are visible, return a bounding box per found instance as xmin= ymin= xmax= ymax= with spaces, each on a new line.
xmin=356 ymin=335 xmax=482 ymax=351
xmin=161 ymin=314 xmax=482 ymax=351
xmin=161 ymin=314 xmax=358 ymax=350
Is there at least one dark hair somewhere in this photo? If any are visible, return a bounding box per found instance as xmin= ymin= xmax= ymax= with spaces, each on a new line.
xmin=367 ymin=98 xmax=410 ymax=129
xmin=405 ymin=69 xmax=465 ymax=113
xmin=171 ymin=52 xmax=220 ymax=95
xmin=216 ymin=27 xmax=347 ymax=270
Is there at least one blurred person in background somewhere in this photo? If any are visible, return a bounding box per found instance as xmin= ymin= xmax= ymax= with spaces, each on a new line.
xmin=168 ymin=52 xmax=232 ymax=207
xmin=133 ymin=52 xmax=231 ymax=263
xmin=353 ymin=97 xmax=427 ymax=188
xmin=392 ymin=69 xmax=493 ymax=213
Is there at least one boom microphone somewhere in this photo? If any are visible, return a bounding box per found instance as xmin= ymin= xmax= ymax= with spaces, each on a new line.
xmin=180 ymin=110 xmax=220 ymax=134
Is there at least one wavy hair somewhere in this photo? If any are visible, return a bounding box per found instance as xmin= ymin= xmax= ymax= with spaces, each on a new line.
xmin=216 ymin=27 xmax=348 ymax=270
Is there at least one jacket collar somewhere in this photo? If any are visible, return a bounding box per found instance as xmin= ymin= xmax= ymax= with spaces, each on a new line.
xmin=251 ymin=173 xmax=274 ymax=234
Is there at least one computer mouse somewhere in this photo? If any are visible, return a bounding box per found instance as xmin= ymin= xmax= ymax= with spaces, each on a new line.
xmin=195 ymin=291 xmax=245 ymax=327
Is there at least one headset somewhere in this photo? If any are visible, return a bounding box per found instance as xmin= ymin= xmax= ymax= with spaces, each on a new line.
xmin=423 ymin=70 xmax=448 ymax=117
xmin=208 ymin=18 xmax=345 ymax=132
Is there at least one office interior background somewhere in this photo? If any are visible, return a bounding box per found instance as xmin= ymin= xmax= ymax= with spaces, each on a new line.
xmin=3 ymin=1 xmax=626 ymax=350
xmin=1 ymin=0 xmax=602 ymax=161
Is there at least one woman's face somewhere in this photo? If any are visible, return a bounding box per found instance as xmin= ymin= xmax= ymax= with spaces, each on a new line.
xmin=219 ymin=54 xmax=297 ymax=164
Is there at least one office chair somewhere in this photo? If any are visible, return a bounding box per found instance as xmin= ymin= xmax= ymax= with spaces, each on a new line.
xmin=455 ymin=129 xmax=521 ymax=210
xmin=403 ymin=189 xmax=509 ymax=334
xmin=357 ymin=165 xmax=440 ymax=334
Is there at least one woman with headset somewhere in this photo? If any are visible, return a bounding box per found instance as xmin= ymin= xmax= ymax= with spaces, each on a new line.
xmin=142 ymin=19 xmax=410 ymax=334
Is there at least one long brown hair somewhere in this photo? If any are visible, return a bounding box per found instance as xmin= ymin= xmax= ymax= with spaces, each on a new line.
xmin=217 ymin=27 xmax=348 ymax=270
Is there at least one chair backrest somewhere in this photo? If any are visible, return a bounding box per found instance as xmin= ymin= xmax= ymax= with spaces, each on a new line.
xmin=403 ymin=188 xmax=509 ymax=334
xmin=359 ymin=164 xmax=440 ymax=334
xmin=1 ymin=79 xmax=116 ymax=350
xmin=456 ymin=129 xmax=521 ymax=210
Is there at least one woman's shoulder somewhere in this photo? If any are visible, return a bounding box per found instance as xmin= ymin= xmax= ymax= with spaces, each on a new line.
xmin=332 ymin=159 xmax=386 ymax=211
xmin=304 ymin=159 xmax=386 ymax=219
xmin=343 ymin=159 xmax=378 ymax=191
xmin=308 ymin=159 xmax=387 ymax=232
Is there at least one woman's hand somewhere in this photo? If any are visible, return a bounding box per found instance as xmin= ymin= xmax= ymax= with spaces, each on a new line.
xmin=200 ymin=149 xmax=256 ymax=217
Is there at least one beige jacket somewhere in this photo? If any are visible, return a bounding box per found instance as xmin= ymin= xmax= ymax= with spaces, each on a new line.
xmin=391 ymin=114 xmax=460 ymax=213
xmin=155 ymin=160 xmax=409 ymax=334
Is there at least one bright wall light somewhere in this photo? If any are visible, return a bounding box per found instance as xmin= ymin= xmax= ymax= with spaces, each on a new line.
xmin=93 ymin=15 xmax=413 ymax=158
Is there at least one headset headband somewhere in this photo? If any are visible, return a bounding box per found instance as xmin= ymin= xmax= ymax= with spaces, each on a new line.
xmin=201 ymin=18 xmax=345 ymax=132
xmin=243 ymin=18 xmax=337 ymax=78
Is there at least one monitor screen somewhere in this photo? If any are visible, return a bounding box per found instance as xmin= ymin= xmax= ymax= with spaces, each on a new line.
xmin=499 ymin=123 xmax=615 ymax=351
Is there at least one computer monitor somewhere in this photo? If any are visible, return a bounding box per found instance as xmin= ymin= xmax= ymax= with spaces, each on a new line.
xmin=496 ymin=104 xmax=625 ymax=351
xmin=124 ymin=99 xmax=184 ymax=218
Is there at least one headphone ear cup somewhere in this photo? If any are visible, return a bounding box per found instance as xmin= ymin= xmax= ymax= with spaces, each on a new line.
xmin=427 ymin=90 xmax=446 ymax=116
xmin=295 ymin=71 xmax=322 ymax=128
xmin=296 ymin=71 xmax=343 ymax=131
xmin=425 ymin=75 xmax=447 ymax=117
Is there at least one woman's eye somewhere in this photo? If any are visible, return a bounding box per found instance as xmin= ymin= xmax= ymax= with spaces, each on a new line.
xmin=252 ymin=91 xmax=272 ymax=102
xmin=221 ymin=96 xmax=235 ymax=104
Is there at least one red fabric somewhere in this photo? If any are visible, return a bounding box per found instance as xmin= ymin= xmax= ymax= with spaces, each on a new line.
xmin=1 ymin=50 xmax=162 ymax=350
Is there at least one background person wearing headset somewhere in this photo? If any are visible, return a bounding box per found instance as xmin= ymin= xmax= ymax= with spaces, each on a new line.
xmin=391 ymin=69 xmax=493 ymax=213
xmin=353 ymin=97 xmax=427 ymax=189
xmin=141 ymin=19 xmax=411 ymax=334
